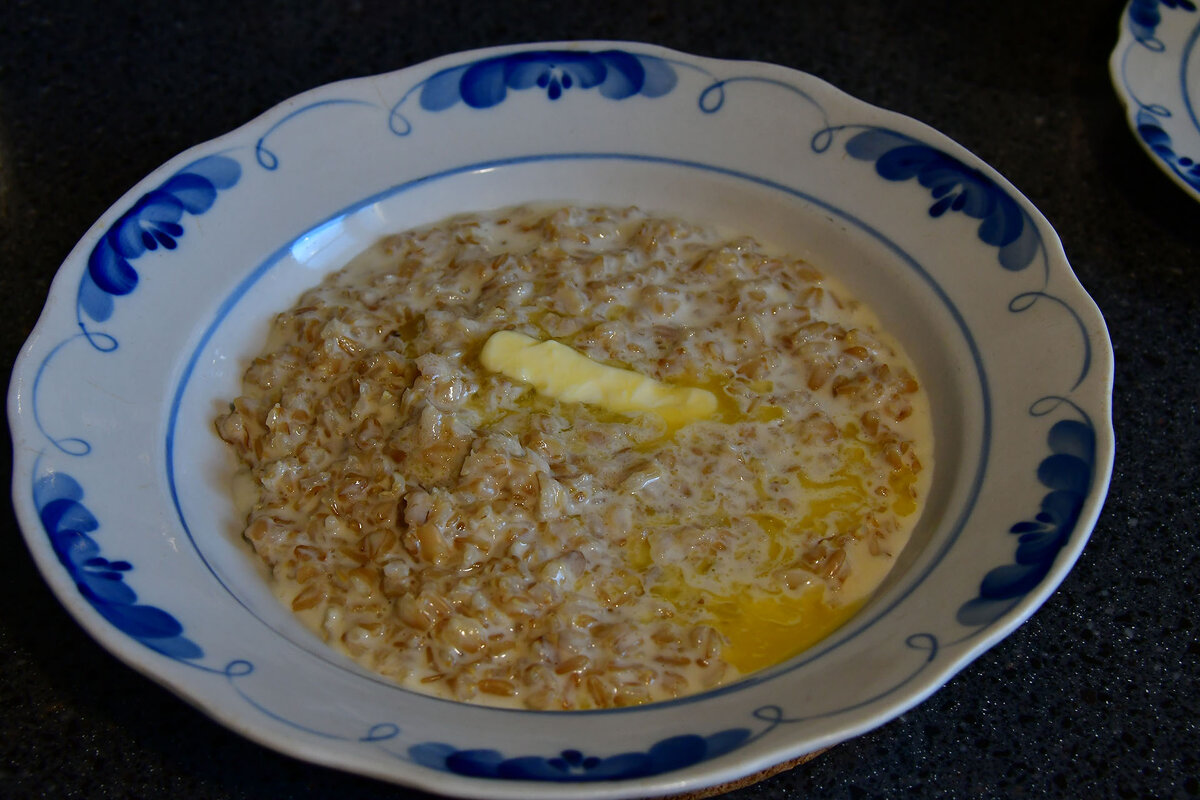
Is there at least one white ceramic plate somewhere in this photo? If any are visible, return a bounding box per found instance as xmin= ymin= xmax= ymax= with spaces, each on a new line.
xmin=1111 ymin=0 xmax=1200 ymax=201
xmin=9 ymin=42 xmax=1113 ymax=799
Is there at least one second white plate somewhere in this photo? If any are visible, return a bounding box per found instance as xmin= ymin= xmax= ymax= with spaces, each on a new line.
xmin=1112 ymin=0 xmax=1200 ymax=201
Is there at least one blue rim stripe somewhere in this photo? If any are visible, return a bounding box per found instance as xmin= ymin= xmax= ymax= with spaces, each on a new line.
xmin=1181 ymin=19 xmax=1200 ymax=135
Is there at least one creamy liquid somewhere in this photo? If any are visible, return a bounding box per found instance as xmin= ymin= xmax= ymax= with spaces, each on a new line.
xmin=217 ymin=205 xmax=932 ymax=708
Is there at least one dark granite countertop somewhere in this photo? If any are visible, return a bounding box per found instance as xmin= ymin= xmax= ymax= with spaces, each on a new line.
xmin=2 ymin=1 xmax=1197 ymax=798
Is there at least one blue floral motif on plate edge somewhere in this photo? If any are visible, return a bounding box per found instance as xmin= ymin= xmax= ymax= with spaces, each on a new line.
xmin=409 ymin=730 xmax=752 ymax=782
xmin=79 ymin=155 xmax=240 ymax=326
xmin=34 ymin=471 xmax=203 ymax=660
xmin=957 ymin=415 xmax=1095 ymax=626
xmin=418 ymin=49 xmax=677 ymax=111
xmin=842 ymin=128 xmax=1039 ymax=271
xmin=1134 ymin=109 xmax=1200 ymax=190
xmin=1127 ymin=0 xmax=1196 ymax=46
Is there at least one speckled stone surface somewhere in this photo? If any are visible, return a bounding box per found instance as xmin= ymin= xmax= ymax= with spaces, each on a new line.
xmin=2 ymin=1 xmax=1197 ymax=798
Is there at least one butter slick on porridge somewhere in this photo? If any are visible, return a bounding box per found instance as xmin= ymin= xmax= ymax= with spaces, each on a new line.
xmin=215 ymin=205 xmax=931 ymax=710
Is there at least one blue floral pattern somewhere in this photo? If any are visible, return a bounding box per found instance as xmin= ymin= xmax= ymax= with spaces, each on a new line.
xmin=419 ymin=50 xmax=677 ymax=110
xmin=387 ymin=49 xmax=677 ymax=135
xmin=33 ymin=471 xmax=203 ymax=660
xmin=1127 ymin=0 xmax=1196 ymax=47
xmin=409 ymin=730 xmax=751 ymax=782
xmin=1133 ymin=109 xmax=1200 ymax=190
xmin=810 ymin=124 xmax=1095 ymax=634
xmin=1116 ymin=0 xmax=1200 ymax=195
xmin=841 ymin=128 xmax=1040 ymax=272
xmin=33 ymin=157 xmax=239 ymax=669
xmin=78 ymin=155 xmax=240 ymax=330
xmin=957 ymin=412 xmax=1096 ymax=626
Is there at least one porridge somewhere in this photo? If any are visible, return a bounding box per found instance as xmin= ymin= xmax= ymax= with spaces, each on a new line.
xmin=215 ymin=205 xmax=931 ymax=710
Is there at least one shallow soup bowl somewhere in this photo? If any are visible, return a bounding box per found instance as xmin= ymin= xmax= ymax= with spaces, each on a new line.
xmin=9 ymin=42 xmax=1113 ymax=799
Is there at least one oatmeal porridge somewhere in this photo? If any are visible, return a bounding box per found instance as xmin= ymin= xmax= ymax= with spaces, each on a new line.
xmin=215 ymin=205 xmax=931 ymax=710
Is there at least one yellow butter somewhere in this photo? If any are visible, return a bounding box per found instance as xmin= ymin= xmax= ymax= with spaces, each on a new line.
xmin=480 ymin=330 xmax=717 ymax=428
xmin=714 ymin=590 xmax=863 ymax=673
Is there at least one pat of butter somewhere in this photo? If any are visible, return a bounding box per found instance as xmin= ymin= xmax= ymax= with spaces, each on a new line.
xmin=480 ymin=331 xmax=717 ymax=428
